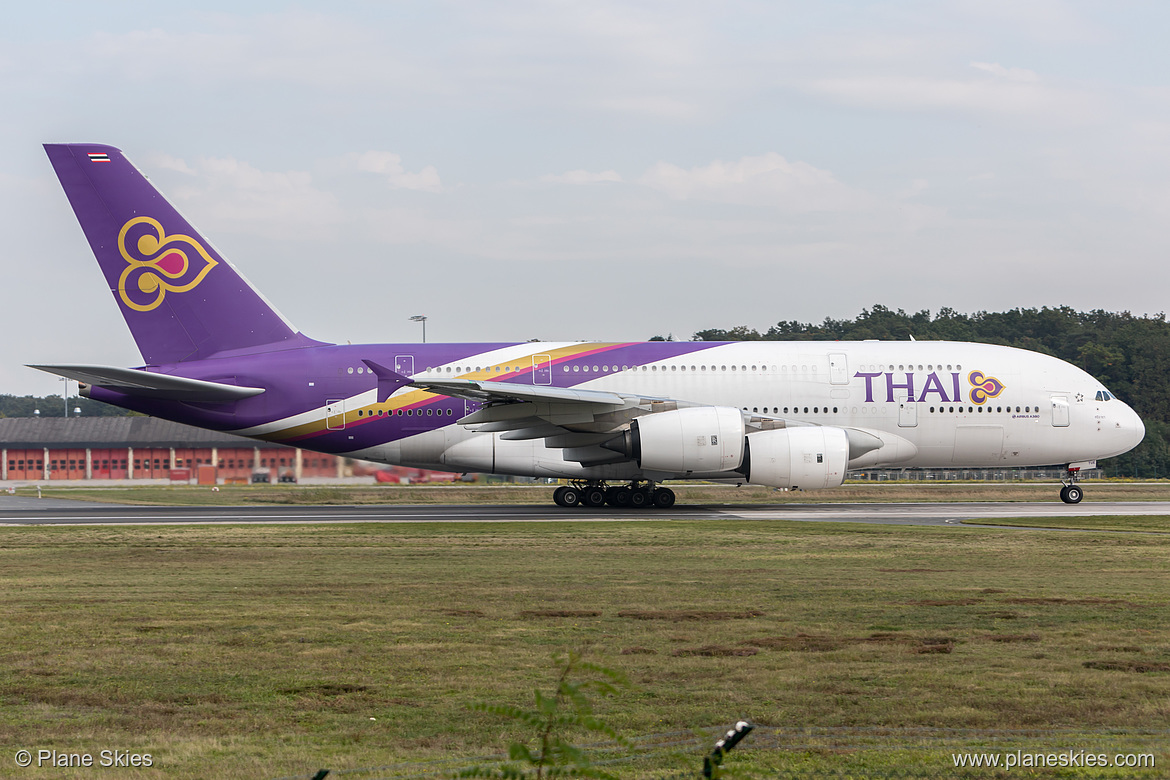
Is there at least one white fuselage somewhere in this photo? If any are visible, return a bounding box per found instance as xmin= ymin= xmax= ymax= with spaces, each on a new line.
xmin=353 ymin=340 xmax=1145 ymax=482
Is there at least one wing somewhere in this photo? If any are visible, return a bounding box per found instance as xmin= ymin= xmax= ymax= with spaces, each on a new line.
xmin=409 ymin=376 xmax=808 ymax=468
xmin=29 ymin=364 xmax=265 ymax=402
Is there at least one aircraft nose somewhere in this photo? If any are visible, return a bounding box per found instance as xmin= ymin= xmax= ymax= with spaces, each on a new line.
xmin=1120 ymin=402 xmax=1146 ymax=453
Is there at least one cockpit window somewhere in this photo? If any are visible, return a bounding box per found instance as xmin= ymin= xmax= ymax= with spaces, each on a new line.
xmin=1095 ymin=390 xmax=1115 ymax=401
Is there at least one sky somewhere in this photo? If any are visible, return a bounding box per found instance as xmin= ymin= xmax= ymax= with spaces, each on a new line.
xmin=4 ymin=0 xmax=1170 ymax=396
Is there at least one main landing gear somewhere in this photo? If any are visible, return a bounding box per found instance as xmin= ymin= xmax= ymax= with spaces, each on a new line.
xmin=1059 ymin=466 xmax=1084 ymax=504
xmin=552 ymin=481 xmax=676 ymax=509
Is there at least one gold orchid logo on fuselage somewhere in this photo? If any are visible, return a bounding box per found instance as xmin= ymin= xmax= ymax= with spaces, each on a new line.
xmin=968 ymin=370 xmax=1006 ymax=404
xmin=117 ymin=216 xmax=218 ymax=312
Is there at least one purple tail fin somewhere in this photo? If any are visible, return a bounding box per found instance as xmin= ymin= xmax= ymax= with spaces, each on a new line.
xmin=44 ymin=143 xmax=323 ymax=365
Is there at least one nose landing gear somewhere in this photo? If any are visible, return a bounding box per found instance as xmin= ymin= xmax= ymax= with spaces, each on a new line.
xmin=1059 ymin=465 xmax=1084 ymax=504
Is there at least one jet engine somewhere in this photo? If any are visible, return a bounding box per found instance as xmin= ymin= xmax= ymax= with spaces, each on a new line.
xmin=609 ymin=406 xmax=745 ymax=474
xmin=605 ymin=407 xmax=858 ymax=489
xmin=742 ymin=426 xmax=850 ymax=490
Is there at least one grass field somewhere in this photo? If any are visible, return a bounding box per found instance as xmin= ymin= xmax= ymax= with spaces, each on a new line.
xmin=1 ymin=517 xmax=1168 ymax=778
xmin=10 ymin=479 xmax=1170 ymax=506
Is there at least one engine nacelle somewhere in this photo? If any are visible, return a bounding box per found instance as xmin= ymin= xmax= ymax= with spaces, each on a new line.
xmin=743 ymin=427 xmax=849 ymax=490
xmin=630 ymin=406 xmax=746 ymax=474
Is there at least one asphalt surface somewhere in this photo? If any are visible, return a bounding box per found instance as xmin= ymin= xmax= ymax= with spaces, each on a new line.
xmin=1 ymin=498 xmax=1168 ymax=528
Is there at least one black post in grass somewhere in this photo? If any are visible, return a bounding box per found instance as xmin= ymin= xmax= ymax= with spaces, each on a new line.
xmin=702 ymin=720 xmax=753 ymax=779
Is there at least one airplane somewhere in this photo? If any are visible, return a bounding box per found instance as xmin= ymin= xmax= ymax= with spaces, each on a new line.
xmin=33 ymin=143 xmax=1145 ymax=508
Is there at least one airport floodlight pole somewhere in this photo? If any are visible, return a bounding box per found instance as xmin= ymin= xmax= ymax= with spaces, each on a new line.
xmin=410 ymin=315 xmax=427 ymax=343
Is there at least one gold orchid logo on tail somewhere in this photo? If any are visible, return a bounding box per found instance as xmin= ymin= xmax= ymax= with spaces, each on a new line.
xmin=117 ymin=217 xmax=218 ymax=312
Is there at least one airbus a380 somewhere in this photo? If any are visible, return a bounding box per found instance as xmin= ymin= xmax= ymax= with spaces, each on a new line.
xmin=34 ymin=144 xmax=1145 ymax=507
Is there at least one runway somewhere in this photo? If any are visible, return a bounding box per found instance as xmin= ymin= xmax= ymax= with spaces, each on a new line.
xmin=1 ymin=498 xmax=1168 ymax=528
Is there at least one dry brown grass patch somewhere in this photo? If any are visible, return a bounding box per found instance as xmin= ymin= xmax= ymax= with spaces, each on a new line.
xmin=986 ymin=633 xmax=1041 ymax=643
xmin=744 ymin=634 xmax=850 ymax=652
xmin=1093 ymin=645 xmax=1144 ymax=653
xmin=741 ymin=632 xmax=959 ymax=654
xmin=616 ymin=609 xmax=765 ymax=622
xmin=1083 ymin=660 xmax=1170 ymax=673
xmin=619 ymin=647 xmax=657 ymax=655
xmin=280 ymin=683 xmax=371 ymax=696
xmin=906 ymin=598 xmax=982 ymax=606
xmin=518 ymin=609 xmax=602 ymax=618
xmin=1003 ymin=597 xmax=1144 ymax=608
xmin=671 ymin=645 xmax=759 ymax=657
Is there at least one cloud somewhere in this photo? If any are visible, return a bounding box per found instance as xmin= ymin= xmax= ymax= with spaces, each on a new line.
xmin=801 ymin=72 xmax=1100 ymax=122
xmin=638 ymin=152 xmax=870 ymax=212
xmin=347 ymin=151 xmax=443 ymax=193
xmin=539 ymin=169 xmax=622 ymax=185
xmin=969 ymin=61 xmax=1041 ymax=83
xmin=153 ymin=155 xmax=347 ymax=240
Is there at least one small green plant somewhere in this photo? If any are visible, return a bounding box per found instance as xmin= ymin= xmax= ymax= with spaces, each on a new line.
xmin=462 ymin=651 xmax=632 ymax=779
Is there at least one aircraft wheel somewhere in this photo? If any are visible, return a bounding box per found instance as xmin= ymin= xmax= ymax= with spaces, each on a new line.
xmin=653 ymin=488 xmax=676 ymax=509
xmin=553 ymin=486 xmax=569 ymax=507
xmin=606 ymin=486 xmax=632 ymax=507
xmin=582 ymin=487 xmax=607 ymax=507
xmin=629 ymin=489 xmax=651 ymax=508
xmin=1061 ymin=485 xmax=1083 ymax=504
xmin=558 ymin=486 xmax=581 ymax=507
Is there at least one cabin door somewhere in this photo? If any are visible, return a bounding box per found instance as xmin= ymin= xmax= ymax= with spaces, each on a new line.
xmin=533 ymin=354 xmax=552 ymax=385
xmin=394 ymin=355 xmax=415 ymax=376
xmin=1051 ymin=396 xmax=1070 ymax=427
xmin=828 ymin=353 xmax=849 ymax=385
xmin=897 ymin=394 xmax=918 ymax=427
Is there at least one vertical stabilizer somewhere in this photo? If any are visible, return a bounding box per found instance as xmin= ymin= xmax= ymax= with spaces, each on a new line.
xmin=44 ymin=143 xmax=320 ymax=365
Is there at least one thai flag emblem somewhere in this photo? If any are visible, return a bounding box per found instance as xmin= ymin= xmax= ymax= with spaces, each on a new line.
xmin=87 ymin=153 xmax=111 ymax=162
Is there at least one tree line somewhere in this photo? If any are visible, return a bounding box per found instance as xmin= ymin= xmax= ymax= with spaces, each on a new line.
xmin=0 ymin=394 xmax=135 ymax=418
xmin=687 ymin=305 xmax=1170 ymax=478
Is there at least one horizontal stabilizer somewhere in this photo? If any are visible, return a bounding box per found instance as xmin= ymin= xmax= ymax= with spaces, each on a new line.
xmin=29 ymin=364 xmax=265 ymax=402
